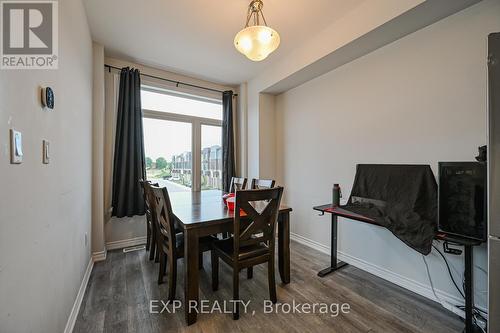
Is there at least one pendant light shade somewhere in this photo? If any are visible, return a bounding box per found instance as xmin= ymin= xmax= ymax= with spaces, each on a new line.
xmin=234 ymin=1 xmax=280 ymax=61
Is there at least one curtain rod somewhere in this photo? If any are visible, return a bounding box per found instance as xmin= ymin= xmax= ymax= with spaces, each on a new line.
xmin=104 ymin=64 xmax=237 ymax=96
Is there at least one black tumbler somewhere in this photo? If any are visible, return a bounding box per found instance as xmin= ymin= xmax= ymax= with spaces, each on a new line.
xmin=332 ymin=184 xmax=341 ymax=207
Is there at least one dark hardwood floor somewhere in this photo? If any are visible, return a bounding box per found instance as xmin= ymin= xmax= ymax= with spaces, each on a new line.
xmin=74 ymin=241 xmax=463 ymax=333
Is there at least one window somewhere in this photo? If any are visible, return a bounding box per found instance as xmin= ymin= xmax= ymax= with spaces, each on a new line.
xmin=142 ymin=87 xmax=222 ymax=192
xmin=142 ymin=86 xmax=222 ymax=120
xmin=201 ymin=125 xmax=223 ymax=190
xmin=143 ymin=118 xmax=192 ymax=192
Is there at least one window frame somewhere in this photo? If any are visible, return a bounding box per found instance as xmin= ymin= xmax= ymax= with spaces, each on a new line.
xmin=141 ymin=89 xmax=222 ymax=192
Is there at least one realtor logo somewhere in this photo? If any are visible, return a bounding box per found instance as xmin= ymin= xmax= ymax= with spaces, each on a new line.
xmin=1 ymin=1 xmax=58 ymax=69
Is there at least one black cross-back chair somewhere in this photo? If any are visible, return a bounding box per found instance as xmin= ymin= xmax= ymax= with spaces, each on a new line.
xmin=244 ymin=178 xmax=275 ymax=278
xmin=140 ymin=180 xmax=159 ymax=261
xmin=250 ymin=178 xmax=275 ymax=189
xmin=221 ymin=177 xmax=249 ymax=239
xmin=211 ymin=187 xmax=284 ymax=319
xmin=149 ymin=185 xmax=213 ymax=300
xmin=229 ymin=177 xmax=247 ymax=193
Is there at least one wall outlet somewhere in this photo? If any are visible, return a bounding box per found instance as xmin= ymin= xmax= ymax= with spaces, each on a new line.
xmin=84 ymin=232 xmax=88 ymax=247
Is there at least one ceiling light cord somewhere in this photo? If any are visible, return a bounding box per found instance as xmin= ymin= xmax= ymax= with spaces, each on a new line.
xmin=244 ymin=0 xmax=267 ymax=27
xmin=260 ymin=10 xmax=268 ymax=26
xmin=245 ymin=5 xmax=253 ymax=27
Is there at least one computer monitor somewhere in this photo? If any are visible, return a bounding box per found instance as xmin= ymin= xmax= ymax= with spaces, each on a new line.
xmin=438 ymin=162 xmax=487 ymax=241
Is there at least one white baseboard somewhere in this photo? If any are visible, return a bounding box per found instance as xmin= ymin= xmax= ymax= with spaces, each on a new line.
xmin=290 ymin=232 xmax=470 ymax=310
xmin=92 ymin=249 xmax=107 ymax=262
xmin=64 ymin=258 xmax=94 ymax=333
xmin=106 ymin=236 xmax=147 ymax=251
xmin=292 ymin=232 xmax=331 ymax=254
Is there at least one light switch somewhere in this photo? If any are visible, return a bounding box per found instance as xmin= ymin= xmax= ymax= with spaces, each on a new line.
xmin=9 ymin=129 xmax=23 ymax=164
xmin=42 ymin=140 xmax=50 ymax=164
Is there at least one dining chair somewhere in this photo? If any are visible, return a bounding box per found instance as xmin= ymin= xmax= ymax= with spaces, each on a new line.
xmin=149 ymin=184 xmax=214 ymax=300
xmin=211 ymin=187 xmax=284 ymax=319
xmin=245 ymin=179 xmax=276 ymax=278
xmin=140 ymin=180 xmax=159 ymax=261
xmin=250 ymin=178 xmax=276 ymax=189
xmin=223 ymin=177 xmax=249 ymax=240
xmin=229 ymin=177 xmax=247 ymax=193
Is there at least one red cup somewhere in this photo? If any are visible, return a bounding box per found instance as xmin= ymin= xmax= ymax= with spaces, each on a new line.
xmin=222 ymin=193 xmax=235 ymax=205
xmin=226 ymin=196 xmax=235 ymax=211
xmin=226 ymin=197 xmax=246 ymax=215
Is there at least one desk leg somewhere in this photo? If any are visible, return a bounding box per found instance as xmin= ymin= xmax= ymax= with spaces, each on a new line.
xmin=184 ymin=229 xmax=199 ymax=325
xmin=278 ymin=211 xmax=290 ymax=284
xmin=318 ymin=214 xmax=348 ymax=277
xmin=463 ymin=245 xmax=481 ymax=333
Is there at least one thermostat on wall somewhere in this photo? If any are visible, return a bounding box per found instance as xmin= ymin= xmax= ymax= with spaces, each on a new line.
xmin=41 ymin=87 xmax=54 ymax=109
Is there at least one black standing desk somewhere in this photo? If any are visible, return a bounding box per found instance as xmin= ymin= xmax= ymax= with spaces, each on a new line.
xmin=313 ymin=203 xmax=483 ymax=333
xmin=312 ymin=204 xmax=378 ymax=276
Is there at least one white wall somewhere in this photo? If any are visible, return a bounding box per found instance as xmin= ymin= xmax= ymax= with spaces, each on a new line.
xmin=245 ymin=0 xmax=467 ymax=178
xmin=0 ymin=0 xmax=93 ymax=332
xmin=259 ymin=93 xmax=277 ymax=179
xmin=237 ymin=82 xmax=248 ymax=177
xmin=276 ymin=0 xmax=500 ymax=310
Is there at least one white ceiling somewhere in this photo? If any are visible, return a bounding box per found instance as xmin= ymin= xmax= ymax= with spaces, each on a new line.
xmin=83 ymin=0 xmax=365 ymax=86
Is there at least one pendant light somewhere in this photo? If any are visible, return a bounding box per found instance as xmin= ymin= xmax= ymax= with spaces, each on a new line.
xmin=234 ymin=0 xmax=280 ymax=61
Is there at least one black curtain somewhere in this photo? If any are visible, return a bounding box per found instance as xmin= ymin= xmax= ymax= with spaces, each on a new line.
xmin=112 ymin=68 xmax=146 ymax=217
xmin=222 ymin=90 xmax=236 ymax=192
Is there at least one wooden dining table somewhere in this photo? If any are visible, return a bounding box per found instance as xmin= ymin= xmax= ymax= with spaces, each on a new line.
xmin=168 ymin=189 xmax=292 ymax=325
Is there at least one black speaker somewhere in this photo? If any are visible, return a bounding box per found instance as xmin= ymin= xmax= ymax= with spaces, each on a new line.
xmin=438 ymin=162 xmax=487 ymax=241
